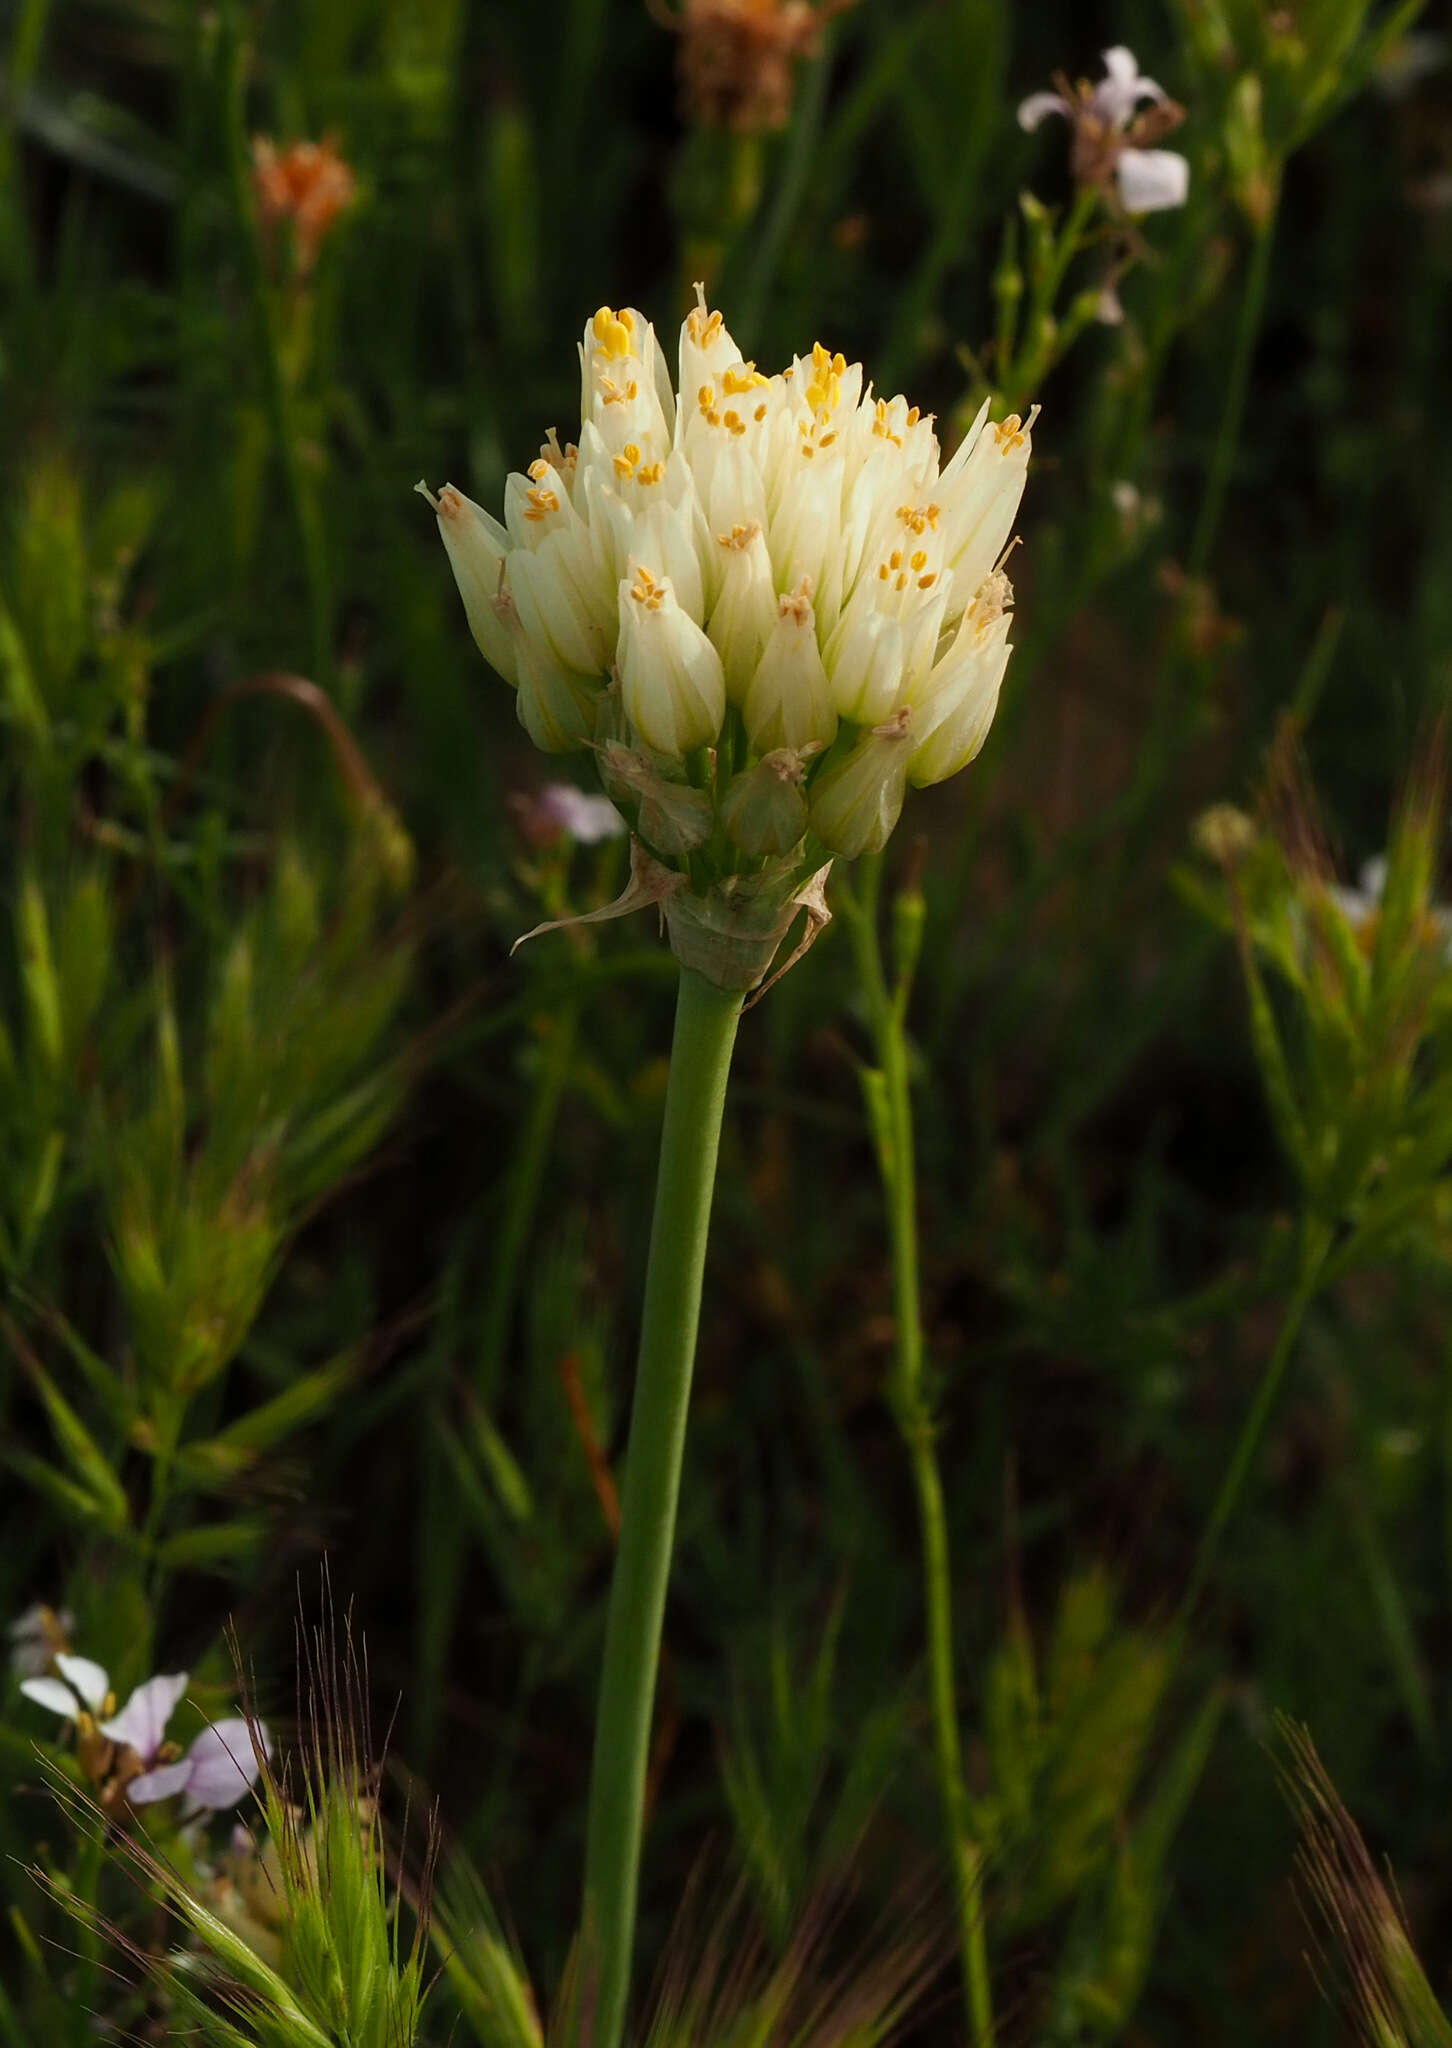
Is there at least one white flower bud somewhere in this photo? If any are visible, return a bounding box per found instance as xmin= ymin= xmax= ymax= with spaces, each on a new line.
xmin=708 ymin=522 xmax=778 ymax=701
xmin=743 ymin=581 xmax=837 ymax=755
xmin=937 ymin=405 xmax=1034 ymax=598
xmin=598 ymin=743 xmax=714 ymax=854
xmin=418 ymin=482 xmax=520 ymax=686
xmin=719 ymin=750 xmax=811 ymax=855
xmin=509 ymin=539 xmax=610 ymax=677
xmin=823 ymin=609 xmax=906 ymax=724
xmin=617 ymin=565 xmax=726 ymax=757
xmin=905 ymin=585 xmax=1013 ymax=788
xmin=808 ymin=712 xmax=913 ymax=858
xmin=515 ymin=637 xmax=601 ymax=754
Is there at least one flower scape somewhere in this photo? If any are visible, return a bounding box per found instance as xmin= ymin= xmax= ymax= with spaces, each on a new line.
xmin=420 ymin=294 xmax=1032 ymax=990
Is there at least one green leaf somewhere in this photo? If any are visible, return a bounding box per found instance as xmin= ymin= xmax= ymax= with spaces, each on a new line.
xmin=155 ymin=1518 xmax=268 ymax=1569
xmin=4 ymin=1324 xmax=129 ymax=1529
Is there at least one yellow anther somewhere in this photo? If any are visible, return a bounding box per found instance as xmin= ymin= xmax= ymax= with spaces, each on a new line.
xmin=878 ymin=563 xmax=890 ymax=581
xmin=779 ymin=579 xmax=814 ymax=623
xmin=717 ymin=522 xmax=760 ymax=550
xmin=637 ymin=462 xmax=665 ymax=485
xmin=722 ymin=364 xmax=767 ymax=395
xmin=889 ymin=550 xmax=902 ymax=570
xmin=754 ymin=401 xmax=768 ymax=421
xmin=524 ymin=487 xmax=559 ymax=522
xmin=917 ymin=572 xmax=937 ymax=589
xmin=993 ymin=413 xmax=1027 ymax=451
xmin=895 ymin=571 xmax=908 ymax=590
xmin=528 ymin=458 xmax=550 ymax=480
xmin=613 ymin=451 xmax=636 ymax=478
xmin=820 ymin=431 xmax=837 ymax=447
xmin=699 ymin=383 xmax=716 ymax=409
xmin=630 ymin=564 xmax=666 ymax=610
xmin=592 ymin=306 xmax=633 ymax=360
xmin=910 ymin=550 xmax=927 ymax=571
xmin=906 ymin=406 xmax=920 ymax=427
xmin=724 ymin=410 xmax=745 ymax=435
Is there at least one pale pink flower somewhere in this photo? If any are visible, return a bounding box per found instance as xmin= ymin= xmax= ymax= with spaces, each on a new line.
xmin=1019 ymin=45 xmax=1189 ymax=215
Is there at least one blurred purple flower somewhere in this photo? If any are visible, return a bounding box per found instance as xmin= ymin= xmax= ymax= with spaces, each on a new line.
xmin=130 ymin=1715 xmax=272 ymax=1814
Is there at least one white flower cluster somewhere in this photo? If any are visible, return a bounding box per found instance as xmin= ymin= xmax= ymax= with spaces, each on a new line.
xmin=422 ymin=293 xmax=1031 ymax=861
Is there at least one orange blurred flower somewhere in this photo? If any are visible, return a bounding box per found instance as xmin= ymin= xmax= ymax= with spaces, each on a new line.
xmin=657 ymin=0 xmax=856 ymax=134
xmin=251 ymin=135 xmax=357 ymax=276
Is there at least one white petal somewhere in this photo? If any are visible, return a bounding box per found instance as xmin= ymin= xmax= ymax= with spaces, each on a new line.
xmin=127 ymin=1759 xmax=194 ymax=1806
xmin=1359 ymin=855 xmax=1389 ymax=902
xmin=1017 ymin=90 xmax=1071 ymax=131
xmin=1094 ymin=47 xmax=1164 ymax=126
xmin=427 ymin=484 xmax=521 ymax=687
xmin=55 ymin=1654 xmax=109 ymax=1712
xmin=180 ymin=1717 xmax=269 ymax=1812
xmin=20 ymin=1675 xmax=84 ymax=1718
xmin=1116 ymin=148 xmax=1189 ymax=214
xmin=99 ymin=1671 xmax=188 ymax=1761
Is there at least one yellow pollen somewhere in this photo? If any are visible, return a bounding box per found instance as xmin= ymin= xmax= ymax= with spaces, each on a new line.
xmin=910 ymin=550 xmax=927 ymax=571
xmin=687 ymin=305 xmax=725 ymax=343
xmin=592 ymin=306 xmax=633 ymax=360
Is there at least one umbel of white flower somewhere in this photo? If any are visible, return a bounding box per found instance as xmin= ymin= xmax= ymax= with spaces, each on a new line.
xmin=421 ymin=295 xmax=1032 ymax=989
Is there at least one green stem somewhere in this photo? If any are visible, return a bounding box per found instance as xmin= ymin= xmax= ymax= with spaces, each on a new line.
xmin=478 ymin=1001 xmax=579 ymax=1401
xmin=1187 ymin=194 xmax=1280 ymax=580
xmin=579 ymin=966 xmax=743 ymax=2048
xmin=844 ymin=865 xmax=994 ymax=2048
xmin=1176 ymin=1222 xmax=1331 ymax=1631
xmin=218 ymin=2 xmax=333 ymax=682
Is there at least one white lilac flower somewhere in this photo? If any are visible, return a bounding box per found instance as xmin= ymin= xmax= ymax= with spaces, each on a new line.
xmin=21 ymin=1655 xmax=270 ymax=1813
xmin=421 ymin=296 xmax=1033 ymax=892
xmin=8 ymin=1602 xmax=74 ymax=1680
xmin=1019 ymin=46 xmax=1189 ymax=216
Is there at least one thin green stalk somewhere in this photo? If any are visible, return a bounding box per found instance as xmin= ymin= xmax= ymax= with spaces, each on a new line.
xmin=1176 ymin=1221 xmax=1332 ymax=1631
xmin=843 ymin=863 xmax=994 ymax=2048
xmin=1187 ymin=194 xmax=1280 ymax=579
xmin=479 ymin=1001 xmax=579 ymax=1401
xmin=218 ymin=3 xmax=333 ymax=682
xmin=579 ymin=966 xmax=743 ymax=2048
